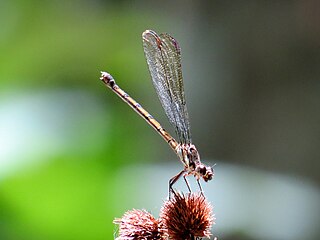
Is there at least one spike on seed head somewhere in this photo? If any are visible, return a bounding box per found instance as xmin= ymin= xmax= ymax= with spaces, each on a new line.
xmin=159 ymin=192 xmax=215 ymax=240
xmin=113 ymin=209 xmax=165 ymax=240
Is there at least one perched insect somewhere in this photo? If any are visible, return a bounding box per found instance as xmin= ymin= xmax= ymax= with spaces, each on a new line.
xmin=101 ymin=30 xmax=213 ymax=196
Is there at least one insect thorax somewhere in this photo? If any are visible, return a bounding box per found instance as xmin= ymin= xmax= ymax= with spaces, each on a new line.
xmin=176 ymin=143 xmax=200 ymax=170
xmin=176 ymin=143 xmax=214 ymax=182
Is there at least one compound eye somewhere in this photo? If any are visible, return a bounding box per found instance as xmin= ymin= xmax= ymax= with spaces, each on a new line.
xmin=199 ymin=166 xmax=207 ymax=175
xmin=205 ymin=167 xmax=213 ymax=181
xmin=206 ymin=173 xmax=213 ymax=181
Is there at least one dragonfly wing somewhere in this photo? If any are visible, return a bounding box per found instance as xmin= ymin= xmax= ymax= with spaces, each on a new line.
xmin=142 ymin=30 xmax=191 ymax=143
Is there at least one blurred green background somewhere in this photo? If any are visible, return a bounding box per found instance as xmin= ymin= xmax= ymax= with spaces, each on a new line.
xmin=1 ymin=1 xmax=319 ymax=240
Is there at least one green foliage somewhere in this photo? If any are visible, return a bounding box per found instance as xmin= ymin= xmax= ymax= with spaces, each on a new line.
xmin=0 ymin=1 xmax=163 ymax=239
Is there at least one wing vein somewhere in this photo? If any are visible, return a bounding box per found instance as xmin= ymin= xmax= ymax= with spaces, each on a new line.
xmin=142 ymin=30 xmax=191 ymax=143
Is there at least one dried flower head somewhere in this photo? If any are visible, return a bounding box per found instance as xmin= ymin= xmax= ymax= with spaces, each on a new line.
xmin=113 ymin=209 xmax=165 ymax=240
xmin=159 ymin=192 xmax=214 ymax=240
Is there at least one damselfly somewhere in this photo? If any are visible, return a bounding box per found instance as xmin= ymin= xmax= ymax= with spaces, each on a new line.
xmin=100 ymin=30 xmax=213 ymax=195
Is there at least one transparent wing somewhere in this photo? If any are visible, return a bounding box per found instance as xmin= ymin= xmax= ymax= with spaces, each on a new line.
xmin=142 ymin=30 xmax=191 ymax=143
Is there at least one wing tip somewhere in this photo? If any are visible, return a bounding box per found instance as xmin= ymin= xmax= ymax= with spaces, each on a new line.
xmin=160 ymin=32 xmax=180 ymax=52
xmin=142 ymin=29 xmax=155 ymax=40
xmin=142 ymin=29 xmax=163 ymax=49
xmin=142 ymin=29 xmax=159 ymax=39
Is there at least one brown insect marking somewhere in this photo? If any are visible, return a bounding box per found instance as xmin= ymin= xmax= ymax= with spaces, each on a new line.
xmin=156 ymin=38 xmax=162 ymax=49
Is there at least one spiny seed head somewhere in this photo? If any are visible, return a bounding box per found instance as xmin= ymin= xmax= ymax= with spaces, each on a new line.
xmin=159 ymin=192 xmax=215 ymax=240
xmin=113 ymin=209 xmax=165 ymax=240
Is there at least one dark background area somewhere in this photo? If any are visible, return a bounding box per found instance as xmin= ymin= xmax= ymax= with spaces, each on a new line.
xmin=0 ymin=1 xmax=319 ymax=240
